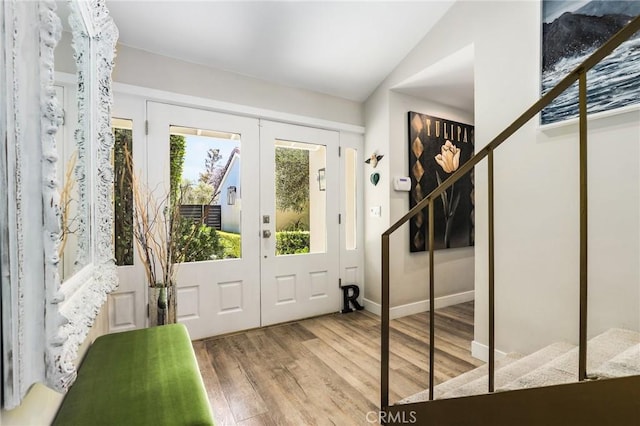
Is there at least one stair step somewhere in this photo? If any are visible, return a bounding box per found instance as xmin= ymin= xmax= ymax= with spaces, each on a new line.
xmin=398 ymin=352 xmax=523 ymax=404
xmin=441 ymin=341 xmax=575 ymax=399
xmin=398 ymin=328 xmax=640 ymax=405
xmin=498 ymin=365 xmax=577 ymax=391
xmin=500 ymin=328 xmax=640 ymax=391
xmin=591 ymin=343 xmax=640 ymax=379
xmin=552 ymin=328 xmax=639 ymax=374
xmin=434 ymin=353 xmax=524 ymax=396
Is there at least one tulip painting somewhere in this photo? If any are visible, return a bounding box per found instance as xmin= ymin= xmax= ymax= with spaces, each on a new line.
xmin=408 ymin=111 xmax=474 ymax=252
xmin=435 ymin=140 xmax=461 ymax=249
xmin=435 ymin=140 xmax=461 ymax=172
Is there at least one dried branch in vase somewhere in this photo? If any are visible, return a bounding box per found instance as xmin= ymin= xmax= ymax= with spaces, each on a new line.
xmin=123 ymin=147 xmax=218 ymax=288
xmin=58 ymin=151 xmax=78 ymax=259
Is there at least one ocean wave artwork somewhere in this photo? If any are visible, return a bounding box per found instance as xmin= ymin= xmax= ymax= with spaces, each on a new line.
xmin=541 ymin=0 xmax=640 ymax=125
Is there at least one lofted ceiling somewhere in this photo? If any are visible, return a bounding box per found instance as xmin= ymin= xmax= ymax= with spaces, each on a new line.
xmin=392 ymin=43 xmax=474 ymax=112
xmin=104 ymin=0 xmax=472 ymax=105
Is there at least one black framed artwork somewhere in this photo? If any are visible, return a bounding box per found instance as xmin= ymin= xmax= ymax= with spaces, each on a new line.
xmin=408 ymin=112 xmax=474 ymax=252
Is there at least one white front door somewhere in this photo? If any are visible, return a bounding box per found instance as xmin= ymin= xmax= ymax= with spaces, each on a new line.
xmin=147 ymin=102 xmax=261 ymax=339
xmin=259 ymin=121 xmax=341 ymax=326
xmin=111 ymin=102 xmax=356 ymax=338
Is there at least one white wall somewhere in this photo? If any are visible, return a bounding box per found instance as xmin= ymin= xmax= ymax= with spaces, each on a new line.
xmin=363 ymin=90 xmax=476 ymax=311
xmin=393 ymin=92 xmax=475 ymax=306
xmin=364 ymin=56 xmax=477 ymax=314
xmin=471 ymin=0 xmax=639 ymax=355
xmin=115 ymin=44 xmax=364 ymax=127
xmin=363 ymin=87 xmax=391 ymax=305
xmin=55 ymin=33 xmax=364 ymax=128
xmin=365 ymin=0 xmax=640 ymax=355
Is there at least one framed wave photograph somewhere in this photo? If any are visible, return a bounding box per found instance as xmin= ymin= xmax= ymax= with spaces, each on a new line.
xmin=541 ymin=0 xmax=640 ymax=125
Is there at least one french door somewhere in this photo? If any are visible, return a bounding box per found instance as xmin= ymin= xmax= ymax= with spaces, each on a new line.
xmin=147 ymin=102 xmax=261 ymax=339
xmin=147 ymin=104 xmax=346 ymax=337
xmin=110 ymin=101 xmax=358 ymax=339
xmin=259 ymin=121 xmax=341 ymax=326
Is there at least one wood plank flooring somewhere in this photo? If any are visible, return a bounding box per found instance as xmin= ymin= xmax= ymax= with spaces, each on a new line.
xmin=193 ymin=301 xmax=481 ymax=426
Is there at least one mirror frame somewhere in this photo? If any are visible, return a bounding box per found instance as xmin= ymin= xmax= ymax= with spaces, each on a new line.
xmin=46 ymin=0 xmax=119 ymax=392
xmin=0 ymin=0 xmax=118 ymax=408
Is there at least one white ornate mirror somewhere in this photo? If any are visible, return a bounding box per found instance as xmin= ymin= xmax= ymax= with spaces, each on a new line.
xmin=47 ymin=0 xmax=119 ymax=392
xmin=0 ymin=0 xmax=118 ymax=408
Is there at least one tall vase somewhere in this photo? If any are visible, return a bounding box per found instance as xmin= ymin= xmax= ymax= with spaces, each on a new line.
xmin=148 ymin=284 xmax=177 ymax=326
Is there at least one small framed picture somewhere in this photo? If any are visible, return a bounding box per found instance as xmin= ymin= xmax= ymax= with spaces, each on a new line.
xmin=317 ymin=168 xmax=326 ymax=191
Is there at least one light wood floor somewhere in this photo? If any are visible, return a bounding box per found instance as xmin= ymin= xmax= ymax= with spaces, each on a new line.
xmin=193 ymin=301 xmax=481 ymax=426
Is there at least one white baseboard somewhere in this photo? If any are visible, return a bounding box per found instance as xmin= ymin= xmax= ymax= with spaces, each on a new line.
xmin=363 ymin=290 xmax=474 ymax=320
xmin=471 ymin=340 xmax=509 ymax=362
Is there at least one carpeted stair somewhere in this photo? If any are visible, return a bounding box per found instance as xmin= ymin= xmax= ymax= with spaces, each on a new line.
xmin=400 ymin=352 xmax=524 ymax=404
xmin=400 ymin=328 xmax=640 ymax=404
xmin=591 ymin=343 xmax=640 ymax=379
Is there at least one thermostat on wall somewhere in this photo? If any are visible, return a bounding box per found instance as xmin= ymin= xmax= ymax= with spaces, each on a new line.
xmin=393 ymin=176 xmax=411 ymax=192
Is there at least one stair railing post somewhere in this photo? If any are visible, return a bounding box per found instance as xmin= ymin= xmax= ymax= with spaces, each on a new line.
xmin=488 ymin=149 xmax=495 ymax=392
xmin=428 ymin=199 xmax=435 ymax=400
xmin=381 ymin=234 xmax=390 ymax=409
xmin=578 ymin=71 xmax=588 ymax=381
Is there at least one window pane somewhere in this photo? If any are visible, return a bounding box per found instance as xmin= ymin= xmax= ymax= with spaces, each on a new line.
xmin=169 ymin=126 xmax=242 ymax=262
xmin=274 ymin=140 xmax=326 ymax=256
xmin=345 ymin=147 xmax=357 ymax=250
xmin=112 ymin=119 xmax=134 ymax=266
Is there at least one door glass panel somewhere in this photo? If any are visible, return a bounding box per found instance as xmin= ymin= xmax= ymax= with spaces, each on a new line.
xmin=345 ymin=147 xmax=357 ymax=250
xmin=169 ymin=125 xmax=242 ymax=261
xmin=112 ymin=118 xmax=134 ymax=266
xmin=274 ymin=140 xmax=326 ymax=256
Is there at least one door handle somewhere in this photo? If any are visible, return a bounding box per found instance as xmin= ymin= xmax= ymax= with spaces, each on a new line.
xmin=262 ymin=230 xmax=272 ymax=238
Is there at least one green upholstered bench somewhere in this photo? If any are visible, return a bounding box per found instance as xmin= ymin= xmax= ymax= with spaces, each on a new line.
xmin=53 ymin=323 xmax=214 ymax=425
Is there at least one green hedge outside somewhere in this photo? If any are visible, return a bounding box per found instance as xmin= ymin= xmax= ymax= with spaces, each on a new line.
xmin=212 ymin=230 xmax=309 ymax=257
xmin=175 ymin=219 xmax=223 ymax=263
xmin=218 ymin=231 xmax=241 ymax=259
xmin=276 ymin=231 xmax=310 ymax=255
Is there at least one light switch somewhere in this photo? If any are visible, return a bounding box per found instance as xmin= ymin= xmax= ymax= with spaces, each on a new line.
xmin=370 ymin=206 xmax=381 ymax=217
